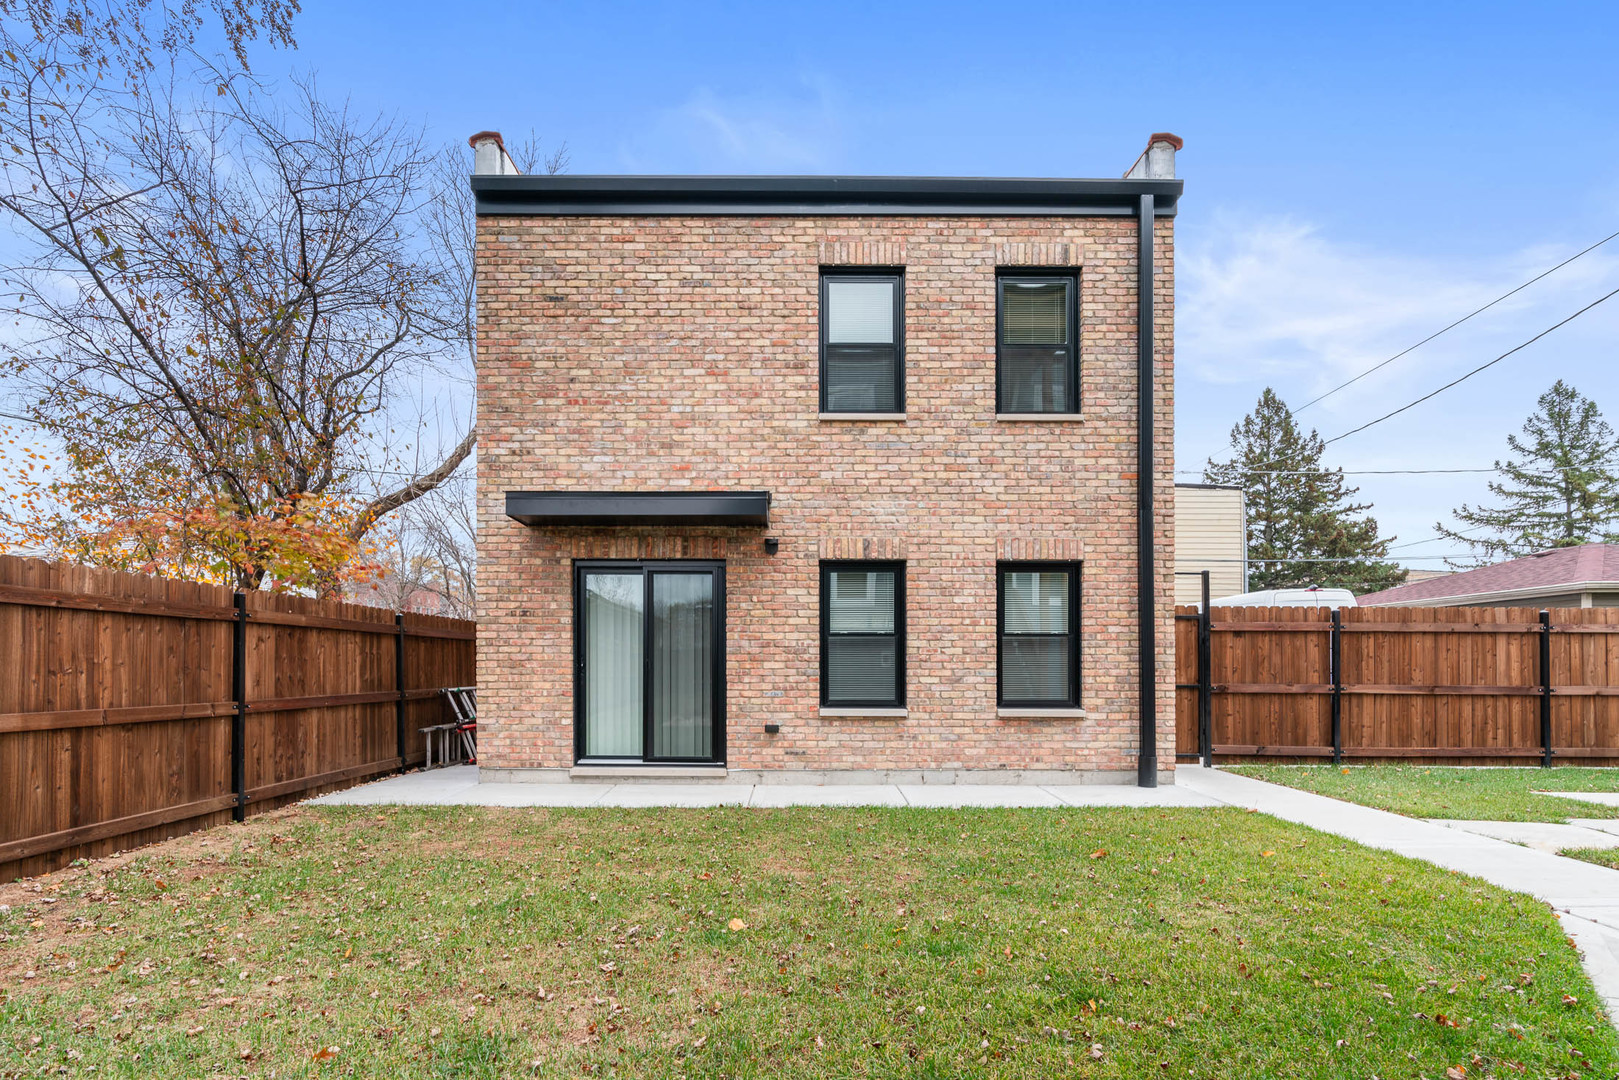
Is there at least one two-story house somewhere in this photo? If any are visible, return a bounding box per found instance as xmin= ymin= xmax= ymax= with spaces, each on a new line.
xmin=471 ymin=133 xmax=1182 ymax=787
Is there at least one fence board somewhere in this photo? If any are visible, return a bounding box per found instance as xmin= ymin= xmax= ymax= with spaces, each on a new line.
xmin=0 ymin=555 xmax=474 ymax=880
xmin=1178 ymin=603 xmax=1619 ymax=764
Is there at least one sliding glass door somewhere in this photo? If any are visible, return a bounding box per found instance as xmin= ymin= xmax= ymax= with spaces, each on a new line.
xmin=576 ymin=562 xmax=725 ymax=763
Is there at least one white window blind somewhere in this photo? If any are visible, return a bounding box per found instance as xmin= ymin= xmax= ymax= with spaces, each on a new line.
xmin=826 ymin=281 xmax=894 ymax=343
xmin=1003 ymin=571 xmax=1070 ymax=633
xmin=1002 ymin=281 xmax=1068 ymax=344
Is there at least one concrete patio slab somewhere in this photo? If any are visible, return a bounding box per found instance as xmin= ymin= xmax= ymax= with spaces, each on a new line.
xmin=1178 ymin=767 xmax=1619 ymax=1021
xmin=595 ymin=784 xmax=753 ymax=808
xmin=305 ymin=766 xmax=1212 ymax=810
xmin=1542 ymin=791 xmax=1619 ymax=808
xmin=1427 ymin=819 xmax=1619 ymax=853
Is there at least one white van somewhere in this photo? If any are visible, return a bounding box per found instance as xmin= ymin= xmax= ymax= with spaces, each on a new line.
xmin=1208 ymin=586 xmax=1357 ymax=609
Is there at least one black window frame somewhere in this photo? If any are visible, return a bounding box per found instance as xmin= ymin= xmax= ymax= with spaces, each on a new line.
xmin=996 ymin=561 xmax=1082 ymax=708
xmin=572 ymin=560 xmax=728 ymax=766
xmin=819 ymin=268 xmax=905 ymax=414
xmin=819 ymin=560 xmax=906 ymax=707
xmin=995 ymin=271 xmax=1080 ymax=415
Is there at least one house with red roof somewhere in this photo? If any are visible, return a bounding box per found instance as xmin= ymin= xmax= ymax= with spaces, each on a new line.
xmin=1358 ymin=543 xmax=1619 ymax=609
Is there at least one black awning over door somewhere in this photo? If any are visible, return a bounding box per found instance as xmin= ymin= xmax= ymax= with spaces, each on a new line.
xmin=505 ymin=491 xmax=770 ymax=528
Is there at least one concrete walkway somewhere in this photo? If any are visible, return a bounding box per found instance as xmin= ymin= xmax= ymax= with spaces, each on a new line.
xmin=1177 ymin=768 xmax=1619 ymax=1019
xmin=1544 ymin=791 xmax=1619 ymax=809
xmin=306 ymin=765 xmax=1223 ymax=809
xmin=1429 ymin=819 xmax=1619 ymax=854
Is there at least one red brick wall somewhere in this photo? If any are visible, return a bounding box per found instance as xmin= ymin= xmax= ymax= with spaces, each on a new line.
xmin=475 ymin=215 xmax=1176 ymax=778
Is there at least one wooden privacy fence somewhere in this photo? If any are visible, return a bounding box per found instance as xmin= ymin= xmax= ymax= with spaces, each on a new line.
xmin=0 ymin=556 xmax=475 ymax=880
xmin=1175 ymin=602 xmax=1619 ymax=764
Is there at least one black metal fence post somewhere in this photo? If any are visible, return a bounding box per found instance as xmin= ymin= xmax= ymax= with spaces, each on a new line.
xmin=1540 ymin=609 xmax=1553 ymax=768
xmin=231 ymin=594 xmax=247 ymax=822
xmin=395 ymin=613 xmax=407 ymax=771
xmin=1198 ymin=571 xmax=1212 ymax=768
xmin=1330 ymin=607 xmax=1343 ymax=766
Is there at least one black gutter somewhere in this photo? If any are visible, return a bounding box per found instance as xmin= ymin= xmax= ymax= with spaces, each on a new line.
xmin=1136 ymin=193 xmax=1158 ymax=788
xmin=472 ymin=174 xmax=1182 ymax=218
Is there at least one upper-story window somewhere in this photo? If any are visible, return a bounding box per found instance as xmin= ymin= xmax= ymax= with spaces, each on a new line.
xmin=820 ymin=270 xmax=904 ymax=414
xmin=997 ymin=273 xmax=1079 ymax=414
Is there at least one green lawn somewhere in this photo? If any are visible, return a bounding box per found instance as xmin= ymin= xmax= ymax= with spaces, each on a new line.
xmin=1227 ymin=764 xmax=1619 ymax=822
xmin=1562 ymin=848 xmax=1619 ymax=872
xmin=2 ymin=804 xmax=1614 ymax=1079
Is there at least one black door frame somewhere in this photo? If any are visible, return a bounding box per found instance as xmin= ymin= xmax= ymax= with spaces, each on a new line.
xmin=573 ymin=560 xmax=727 ymax=765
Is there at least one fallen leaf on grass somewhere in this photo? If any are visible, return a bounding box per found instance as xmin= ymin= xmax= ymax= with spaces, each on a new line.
xmin=1089 ymin=1043 xmax=1104 ymax=1060
xmin=727 ymin=918 xmax=747 ymax=932
xmin=1561 ymin=994 xmax=1579 ymax=1006
xmin=1445 ymin=1067 xmax=1466 ymax=1079
xmin=1089 ymin=851 xmax=1107 ymax=860
xmin=312 ymin=1045 xmax=340 ymax=1061
xmin=1261 ymin=851 xmax=1275 ymax=858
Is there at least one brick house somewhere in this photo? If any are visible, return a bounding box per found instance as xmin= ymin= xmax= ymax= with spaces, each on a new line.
xmin=471 ymin=133 xmax=1182 ymax=786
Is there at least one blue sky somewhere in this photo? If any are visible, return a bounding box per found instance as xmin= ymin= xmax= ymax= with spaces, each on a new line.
xmin=265 ymin=1 xmax=1619 ymax=570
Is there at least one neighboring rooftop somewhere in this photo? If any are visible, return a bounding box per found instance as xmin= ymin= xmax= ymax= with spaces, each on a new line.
xmin=1358 ymin=543 xmax=1619 ymax=608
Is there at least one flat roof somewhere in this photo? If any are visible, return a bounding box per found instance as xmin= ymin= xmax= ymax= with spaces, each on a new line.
xmin=471 ymin=174 xmax=1183 ymax=218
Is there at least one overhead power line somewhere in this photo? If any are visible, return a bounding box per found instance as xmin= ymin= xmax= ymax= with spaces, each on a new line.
xmin=1175 ymin=465 xmax=1596 ymax=478
xmin=1196 ymin=555 xmax=1457 ymax=563
xmin=1294 ymin=227 xmax=1619 ymax=413
xmin=1322 ymin=283 xmax=1619 ymax=447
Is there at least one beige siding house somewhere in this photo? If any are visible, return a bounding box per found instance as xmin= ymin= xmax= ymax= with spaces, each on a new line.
xmin=1174 ymin=483 xmax=1245 ymax=606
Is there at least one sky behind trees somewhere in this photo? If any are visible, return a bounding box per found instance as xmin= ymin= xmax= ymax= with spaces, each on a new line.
xmin=259 ymin=0 xmax=1619 ymax=568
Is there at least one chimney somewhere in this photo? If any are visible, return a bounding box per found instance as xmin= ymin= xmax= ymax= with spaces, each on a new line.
xmin=469 ymin=131 xmax=520 ymax=176
xmin=1124 ymin=133 xmax=1183 ymax=180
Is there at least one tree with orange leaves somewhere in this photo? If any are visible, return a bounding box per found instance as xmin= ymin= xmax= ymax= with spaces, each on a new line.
xmin=0 ymin=3 xmax=481 ymax=593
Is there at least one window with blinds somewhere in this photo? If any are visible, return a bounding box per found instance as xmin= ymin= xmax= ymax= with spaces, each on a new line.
xmin=820 ymin=562 xmax=905 ymax=706
xmin=821 ymin=272 xmax=904 ymax=413
xmin=998 ymin=563 xmax=1080 ymax=706
xmin=997 ymin=274 xmax=1078 ymax=414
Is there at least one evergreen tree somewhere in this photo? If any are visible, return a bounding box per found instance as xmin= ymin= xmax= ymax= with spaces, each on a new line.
xmin=1435 ymin=380 xmax=1619 ymax=564
xmin=1205 ymin=388 xmax=1407 ymax=593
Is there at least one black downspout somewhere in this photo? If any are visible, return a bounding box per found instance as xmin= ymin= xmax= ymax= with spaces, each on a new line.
xmin=1137 ymin=193 xmax=1158 ymax=788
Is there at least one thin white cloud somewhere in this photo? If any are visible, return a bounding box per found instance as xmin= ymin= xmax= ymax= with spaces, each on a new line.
xmin=1177 ymin=212 xmax=1619 ymax=565
xmin=616 ymin=79 xmax=845 ymax=173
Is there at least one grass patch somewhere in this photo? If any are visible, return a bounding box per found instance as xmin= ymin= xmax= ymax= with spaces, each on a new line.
xmin=1227 ymin=764 xmax=1619 ymax=822
xmin=1561 ymin=848 xmax=1619 ymax=872
xmin=1 ymin=804 xmax=1614 ymax=1078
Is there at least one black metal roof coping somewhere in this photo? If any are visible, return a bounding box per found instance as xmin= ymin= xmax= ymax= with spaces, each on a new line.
xmin=505 ymin=491 xmax=771 ymax=528
xmin=471 ymin=174 xmax=1182 ymax=218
